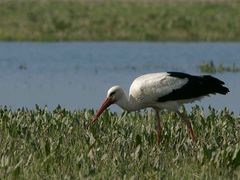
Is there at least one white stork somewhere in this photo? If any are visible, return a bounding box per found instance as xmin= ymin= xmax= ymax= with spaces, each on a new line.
xmin=92 ymin=72 xmax=229 ymax=144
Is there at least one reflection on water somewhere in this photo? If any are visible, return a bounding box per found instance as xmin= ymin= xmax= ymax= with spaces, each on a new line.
xmin=0 ymin=42 xmax=239 ymax=114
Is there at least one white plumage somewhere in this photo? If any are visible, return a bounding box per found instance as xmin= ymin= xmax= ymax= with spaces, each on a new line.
xmin=93 ymin=72 xmax=229 ymax=144
xmin=129 ymin=72 xmax=189 ymax=111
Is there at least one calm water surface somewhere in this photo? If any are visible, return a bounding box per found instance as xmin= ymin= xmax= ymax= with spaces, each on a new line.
xmin=0 ymin=42 xmax=239 ymax=114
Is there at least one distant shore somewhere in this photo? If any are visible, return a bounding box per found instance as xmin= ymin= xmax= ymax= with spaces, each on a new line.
xmin=0 ymin=0 xmax=239 ymax=41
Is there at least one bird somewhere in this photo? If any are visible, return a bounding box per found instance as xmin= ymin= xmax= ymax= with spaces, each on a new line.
xmin=92 ymin=72 xmax=229 ymax=144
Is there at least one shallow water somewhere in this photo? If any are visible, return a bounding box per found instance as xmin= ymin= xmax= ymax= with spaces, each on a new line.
xmin=0 ymin=42 xmax=239 ymax=114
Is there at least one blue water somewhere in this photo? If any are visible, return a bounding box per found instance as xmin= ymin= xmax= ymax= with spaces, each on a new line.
xmin=0 ymin=42 xmax=239 ymax=114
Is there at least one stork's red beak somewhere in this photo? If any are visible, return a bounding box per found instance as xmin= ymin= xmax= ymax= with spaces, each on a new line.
xmin=92 ymin=97 xmax=114 ymax=123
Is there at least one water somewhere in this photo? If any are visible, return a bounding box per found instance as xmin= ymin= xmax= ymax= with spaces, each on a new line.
xmin=0 ymin=42 xmax=239 ymax=114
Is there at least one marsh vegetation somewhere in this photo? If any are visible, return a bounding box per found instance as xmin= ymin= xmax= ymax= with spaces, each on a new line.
xmin=199 ymin=61 xmax=240 ymax=73
xmin=0 ymin=0 xmax=239 ymax=41
xmin=0 ymin=106 xmax=239 ymax=179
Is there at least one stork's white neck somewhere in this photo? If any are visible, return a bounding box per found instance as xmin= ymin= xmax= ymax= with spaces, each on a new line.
xmin=115 ymin=90 xmax=140 ymax=112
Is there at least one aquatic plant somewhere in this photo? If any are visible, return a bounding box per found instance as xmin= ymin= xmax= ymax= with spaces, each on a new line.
xmin=0 ymin=105 xmax=239 ymax=179
xmin=199 ymin=61 xmax=240 ymax=73
xmin=18 ymin=64 xmax=27 ymax=70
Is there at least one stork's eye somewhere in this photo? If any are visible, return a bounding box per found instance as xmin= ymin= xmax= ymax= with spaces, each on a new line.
xmin=109 ymin=91 xmax=116 ymax=96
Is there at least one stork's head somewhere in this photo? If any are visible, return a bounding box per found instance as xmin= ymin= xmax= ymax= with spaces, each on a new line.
xmin=92 ymin=86 xmax=124 ymax=123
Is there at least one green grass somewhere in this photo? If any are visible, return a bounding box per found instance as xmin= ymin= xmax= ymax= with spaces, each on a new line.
xmin=0 ymin=0 xmax=240 ymax=41
xmin=199 ymin=61 xmax=240 ymax=73
xmin=0 ymin=105 xmax=240 ymax=179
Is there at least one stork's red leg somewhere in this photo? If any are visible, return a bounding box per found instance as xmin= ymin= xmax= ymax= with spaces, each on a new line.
xmin=155 ymin=109 xmax=162 ymax=145
xmin=177 ymin=111 xmax=196 ymax=144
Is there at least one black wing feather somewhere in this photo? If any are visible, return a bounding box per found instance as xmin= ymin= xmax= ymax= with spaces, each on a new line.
xmin=158 ymin=72 xmax=229 ymax=102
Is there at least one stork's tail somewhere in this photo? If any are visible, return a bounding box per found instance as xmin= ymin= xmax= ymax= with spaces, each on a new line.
xmin=202 ymin=75 xmax=229 ymax=95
